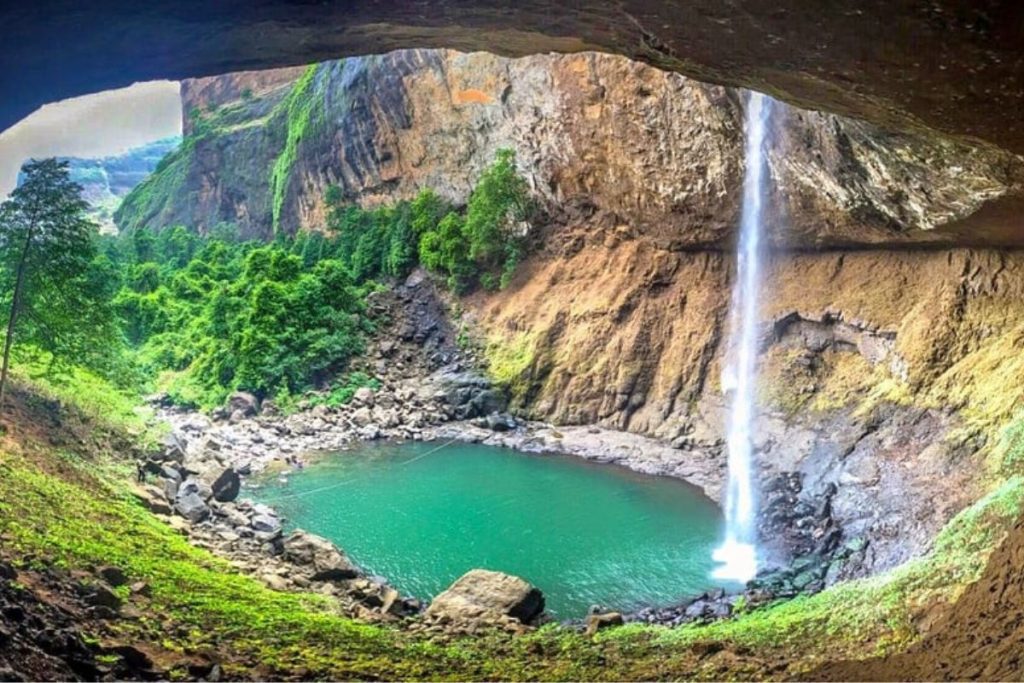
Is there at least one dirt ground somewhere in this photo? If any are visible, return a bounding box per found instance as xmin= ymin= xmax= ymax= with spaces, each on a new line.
xmin=811 ymin=517 xmax=1024 ymax=681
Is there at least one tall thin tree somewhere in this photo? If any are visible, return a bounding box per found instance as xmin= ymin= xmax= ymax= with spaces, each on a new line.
xmin=0 ymin=159 xmax=97 ymax=405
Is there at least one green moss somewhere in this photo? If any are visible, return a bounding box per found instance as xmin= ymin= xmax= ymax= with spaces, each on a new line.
xmin=485 ymin=332 xmax=536 ymax=394
xmin=269 ymin=65 xmax=319 ymax=235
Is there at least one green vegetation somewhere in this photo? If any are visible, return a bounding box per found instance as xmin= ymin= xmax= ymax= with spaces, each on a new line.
xmin=108 ymin=148 xmax=534 ymax=411
xmin=305 ymin=371 xmax=382 ymax=411
xmin=0 ymin=159 xmax=124 ymax=404
xmin=324 ymin=149 xmax=533 ymax=294
xmin=108 ymin=225 xmax=370 ymax=409
xmin=270 ymin=65 xmax=320 ymax=235
xmin=417 ymin=149 xmax=534 ymax=292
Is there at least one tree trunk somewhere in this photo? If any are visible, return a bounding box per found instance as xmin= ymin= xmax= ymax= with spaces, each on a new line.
xmin=0 ymin=223 xmax=35 ymax=407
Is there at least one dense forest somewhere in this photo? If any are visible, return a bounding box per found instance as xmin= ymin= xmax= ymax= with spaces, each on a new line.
xmin=0 ymin=148 xmax=532 ymax=411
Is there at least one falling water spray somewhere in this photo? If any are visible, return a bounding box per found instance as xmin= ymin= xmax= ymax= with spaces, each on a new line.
xmin=712 ymin=91 xmax=773 ymax=583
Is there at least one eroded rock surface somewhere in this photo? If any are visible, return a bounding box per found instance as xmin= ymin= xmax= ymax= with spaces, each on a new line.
xmin=5 ymin=1 xmax=1024 ymax=159
xmin=116 ymin=50 xmax=1023 ymax=246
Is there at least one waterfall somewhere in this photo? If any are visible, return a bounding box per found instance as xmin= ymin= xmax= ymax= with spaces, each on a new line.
xmin=712 ymin=91 xmax=773 ymax=583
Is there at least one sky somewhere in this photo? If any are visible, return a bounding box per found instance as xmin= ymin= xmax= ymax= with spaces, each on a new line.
xmin=0 ymin=80 xmax=182 ymax=197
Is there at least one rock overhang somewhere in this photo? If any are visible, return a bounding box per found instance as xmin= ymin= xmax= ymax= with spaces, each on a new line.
xmin=3 ymin=0 xmax=1024 ymax=156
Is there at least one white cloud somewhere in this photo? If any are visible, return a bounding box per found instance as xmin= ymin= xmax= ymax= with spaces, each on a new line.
xmin=0 ymin=80 xmax=182 ymax=197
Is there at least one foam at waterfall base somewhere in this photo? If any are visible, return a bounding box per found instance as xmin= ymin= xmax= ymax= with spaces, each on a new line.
xmin=711 ymin=539 xmax=757 ymax=583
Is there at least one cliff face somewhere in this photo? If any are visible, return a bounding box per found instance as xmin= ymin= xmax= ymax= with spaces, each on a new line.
xmin=116 ymin=49 xmax=1024 ymax=581
xmin=117 ymin=50 xmax=1023 ymax=246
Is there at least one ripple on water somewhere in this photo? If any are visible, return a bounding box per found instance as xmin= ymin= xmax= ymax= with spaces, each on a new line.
xmin=252 ymin=441 xmax=729 ymax=618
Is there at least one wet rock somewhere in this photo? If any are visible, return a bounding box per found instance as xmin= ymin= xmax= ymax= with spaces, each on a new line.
xmin=282 ymin=531 xmax=359 ymax=581
xmin=211 ymin=468 xmax=241 ymax=503
xmin=426 ymin=569 xmax=545 ymax=624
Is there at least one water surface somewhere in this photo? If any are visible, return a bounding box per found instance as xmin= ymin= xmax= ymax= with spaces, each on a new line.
xmin=252 ymin=441 xmax=725 ymax=617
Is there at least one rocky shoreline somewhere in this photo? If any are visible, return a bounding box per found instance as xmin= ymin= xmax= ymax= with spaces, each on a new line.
xmin=139 ymin=373 xmax=856 ymax=634
xmin=139 ymin=367 xmax=732 ymax=624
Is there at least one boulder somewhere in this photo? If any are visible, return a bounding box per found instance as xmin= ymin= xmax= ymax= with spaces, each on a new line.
xmin=485 ymin=413 xmax=517 ymax=432
xmin=211 ymin=468 xmax=241 ymax=503
xmin=80 ymin=583 xmax=121 ymax=610
xmin=97 ymin=565 xmax=128 ymax=587
xmin=174 ymin=481 xmax=211 ymax=523
xmin=351 ymin=407 xmax=373 ymax=427
xmin=282 ymin=530 xmax=360 ymax=581
xmin=353 ymin=386 xmax=375 ymax=406
xmin=161 ymin=430 xmax=188 ymax=463
xmin=227 ymin=391 xmax=259 ymax=417
xmin=425 ymin=569 xmax=545 ymax=624
xmin=251 ymin=514 xmax=282 ymax=535
xmin=585 ymin=611 xmax=624 ymax=636
xmin=133 ymin=485 xmax=173 ymax=515
xmin=179 ymin=477 xmax=213 ymax=502
xmin=160 ymin=476 xmax=180 ymax=501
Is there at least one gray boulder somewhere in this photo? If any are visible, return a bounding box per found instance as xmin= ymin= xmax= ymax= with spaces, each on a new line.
xmin=227 ymin=391 xmax=259 ymax=416
xmin=161 ymin=430 xmax=188 ymax=463
xmin=211 ymin=468 xmax=241 ymax=502
xmin=353 ymin=386 xmax=375 ymax=406
xmin=282 ymin=530 xmax=359 ymax=581
xmin=351 ymin=406 xmax=373 ymax=427
xmin=251 ymin=514 xmax=282 ymax=536
xmin=426 ymin=569 xmax=545 ymax=624
xmin=160 ymin=476 xmax=180 ymax=501
xmin=175 ymin=479 xmax=211 ymax=522
xmin=132 ymin=485 xmax=173 ymax=515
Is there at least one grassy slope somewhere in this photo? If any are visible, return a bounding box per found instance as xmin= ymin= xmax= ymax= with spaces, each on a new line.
xmin=3 ymin=362 xmax=1024 ymax=680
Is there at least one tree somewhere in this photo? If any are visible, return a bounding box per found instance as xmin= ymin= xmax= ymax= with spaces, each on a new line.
xmin=0 ymin=159 xmax=117 ymax=404
xmin=463 ymin=148 xmax=531 ymax=288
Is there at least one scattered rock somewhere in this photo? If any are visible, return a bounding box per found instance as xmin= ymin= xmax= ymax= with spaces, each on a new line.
xmin=161 ymin=430 xmax=188 ymax=462
xmin=80 ymin=583 xmax=121 ymax=610
xmin=353 ymin=386 xmax=376 ymax=406
xmin=174 ymin=482 xmax=211 ymax=523
xmin=129 ymin=581 xmax=152 ymax=597
xmin=251 ymin=514 xmax=282 ymax=536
